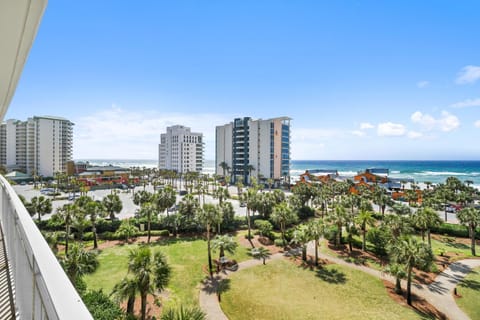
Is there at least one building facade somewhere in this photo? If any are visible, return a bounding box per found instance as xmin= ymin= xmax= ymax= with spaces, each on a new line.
xmin=216 ymin=117 xmax=291 ymax=184
xmin=158 ymin=125 xmax=204 ymax=173
xmin=0 ymin=116 xmax=74 ymax=177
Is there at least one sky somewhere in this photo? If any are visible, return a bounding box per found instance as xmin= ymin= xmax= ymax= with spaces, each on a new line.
xmin=7 ymin=1 xmax=480 ymax=161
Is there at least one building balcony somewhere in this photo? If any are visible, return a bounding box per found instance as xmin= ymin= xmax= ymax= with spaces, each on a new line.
xmin=0 ymin=176 xmax=92 ymax=319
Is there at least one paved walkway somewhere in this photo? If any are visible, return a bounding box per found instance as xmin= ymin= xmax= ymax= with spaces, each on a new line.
xmin=199 ymin=242 xmax=480 ymax=320
xmin=199 ymin=253 xmax=284 ymax=320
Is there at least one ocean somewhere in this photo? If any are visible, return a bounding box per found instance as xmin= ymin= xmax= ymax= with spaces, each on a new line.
xmin=78 ymin=159 xmax=480 ymax=188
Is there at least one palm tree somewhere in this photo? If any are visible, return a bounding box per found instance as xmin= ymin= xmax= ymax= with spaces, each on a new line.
xmin=155 ymin=185 xmax=177 ymax=217
xmin=248 ymin=246 xmax=272 ymax=265
xmin=111 ymin=278 xmax=137 ymax=316
xmin=327 ymin=205 xmax=348 ymax=247
xmin=178 ymin=193 xmax=199 ymax=223
xmin=128 ymin=247 xmax=171 ymax=320
xmin=219 ymin=161 xmax=229 ymax=178
xmin=291 ymin=224 xmax=310 ymax=261
xmin=25 ymin=196 xmax=53 ymax=222
xmin=83 ymin=200 xmax=106 ymax=249
xmin=133 ymin=190 xmax=153 ymax=207
xmin=161 ymin=305 xmax=206 ymax=320
xmin=355 ymin=209 xmax=376 ymax=252
xmin=246 ymin=164 xmax=255 ymax=185
xmin=213 ymin=186 xmax=229 ymax=205
xmin=307 ymin=219 xmax=326 ymax=266
xmin=62 ymin=242 xmax=98 ymax=288
xmin=412 ymin=207 xmax=442 ymax=248
xmin=384 ymin=263 xmax=406 ymax=294
xmin=211 ymin=234 xmax=238 ymax=259
xmin=388 ymin=236 xmax=434 ymax=305
xmin=138 ymin=202 xmax=157 ymax=244
xmin=56 ymin=203 xmax=76 ymax=256
xmin=457 ymin=207 xmax=480 ymax=256
xmin=197 ymin=204 xmax=222 ymax=277
xmin=102 ymin=193 xmax=123 ymax=220
xmin=115 ymin=218 xmax=139 ymax=243
xmin=241 ymin=187 xmax=258 ymax=243
xmin=383 ymin=214 xmax=411 ymax=240
xmin=271 ymin=202 xmax=298 ymax=248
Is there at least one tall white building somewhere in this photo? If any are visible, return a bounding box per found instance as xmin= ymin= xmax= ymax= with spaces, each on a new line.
xmin=158 ymin=125 xmax=204 ymax=173
xmin=0 ymin=116 xmax=74 ymax=177
xmin=216 ymin=117 xmax=291 ymax=184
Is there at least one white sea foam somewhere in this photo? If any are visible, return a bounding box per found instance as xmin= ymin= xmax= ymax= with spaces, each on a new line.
xmin=416 ymin=171 xmax=479 ymax=176
xmin=391 ymin=170 xmax=400 ymax=174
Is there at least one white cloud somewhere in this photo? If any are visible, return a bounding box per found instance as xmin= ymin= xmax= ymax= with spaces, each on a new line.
xmin=377 ymin=122 xmax=406 ymax=137
xmin=417 ymin=81 xmax=429 ymax=88
xmin=475 ymin=120 xmax=480 ymax=128
xmin=407 ymin=131 xmax=423 ymax=139
xmin=411 ymin=111 xmax=436 ymax=130
xmin=73 ymin=105 xmax=231 ymax=159
xmin=438 ymin=111 xmax=460 ymax=132
xmin=456 ymin=65 xmax=480 ymax=84
xmin=351 ymin=130 xmax=366 ymax=137
xmin=360 ymin=122 xmax=374 ymax=130
xmin=450 ymin=98 xmax=480 ymax=108
xmin=410 ymin=110 xmax=460 ymax=132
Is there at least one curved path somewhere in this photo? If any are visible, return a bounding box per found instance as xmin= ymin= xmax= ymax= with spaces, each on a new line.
xmin=199 ymin=242 xmax=480 ymax=320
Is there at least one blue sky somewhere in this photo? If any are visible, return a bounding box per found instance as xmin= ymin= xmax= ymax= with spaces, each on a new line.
xmin=7 ymin=1 xmax=480 ymax=160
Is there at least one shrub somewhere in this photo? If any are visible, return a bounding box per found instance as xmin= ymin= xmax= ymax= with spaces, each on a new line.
xmin=274 ymin=238 xmax=285 ymax=247
xmin=297 ymin=206 xmax=315 ymax=219
xmin=83 ymin=232 xmax=94 ymax=241
xmin=325 ymin=226 xmax=338 ymax=244
xmin=96 ymin=219 xmax=122 ymax=233
xmin=254 ymin=220 xmax=273 ymax=238
xmin=100 ymin=231 xmax=123 ymax=241
xmin=137 ymin=230 xmax=170 ymax=237
xmin=82 ymin=290 xmax=124 ymax=320
xmin=366 ymin=227 xmax=391 ymax=256
xmin=431 ymin=223 xmax=478 ymax=239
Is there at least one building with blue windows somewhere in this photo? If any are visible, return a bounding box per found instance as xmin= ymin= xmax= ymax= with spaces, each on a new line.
xmin=216 ymin=117 xmax=291 ymax=185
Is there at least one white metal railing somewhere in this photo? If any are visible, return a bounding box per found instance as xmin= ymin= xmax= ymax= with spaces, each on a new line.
xmin=0 ymin=175 xmax=93 ymax=320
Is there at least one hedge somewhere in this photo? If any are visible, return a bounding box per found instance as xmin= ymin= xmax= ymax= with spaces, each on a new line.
xmin=431 ymin=223 xmax=479 ymax=239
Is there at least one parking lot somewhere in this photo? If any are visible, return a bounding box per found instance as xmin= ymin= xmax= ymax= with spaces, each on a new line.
xmin=13 ymin=184 xmax=247 ymax=221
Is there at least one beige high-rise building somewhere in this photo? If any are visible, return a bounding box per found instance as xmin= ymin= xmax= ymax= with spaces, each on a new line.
xmin=158 ymin=125 xmax=204 ymax=173
xmin=0 ymin=116 xmax=73 ymax=177
xmin=216 ymin=117 xmax=291 ymax=184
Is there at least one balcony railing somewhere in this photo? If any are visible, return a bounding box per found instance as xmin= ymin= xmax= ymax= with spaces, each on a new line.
xmin=0 ymin=175 xmax=93 ymax=319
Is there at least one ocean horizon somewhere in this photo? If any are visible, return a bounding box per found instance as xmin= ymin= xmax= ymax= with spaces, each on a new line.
xmin=77 ymin=159 xmax=480 ymax=188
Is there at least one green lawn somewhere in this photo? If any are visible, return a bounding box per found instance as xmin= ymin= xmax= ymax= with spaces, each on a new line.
xmin=220 ymin=259 xmax=428 ymax=320
xmin=456 ymin=266 xmax=480 ymax=320
xmin=84 ymin=236 xmax=249 ymax=307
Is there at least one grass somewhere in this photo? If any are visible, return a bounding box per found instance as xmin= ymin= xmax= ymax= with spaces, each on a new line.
xmin=220 ymin=259 xmax=428 ymax=320
xmin=456 ymin=266 xmax=480 ymax=320
xmin=84 ymin=236 xmax=249 ymax=307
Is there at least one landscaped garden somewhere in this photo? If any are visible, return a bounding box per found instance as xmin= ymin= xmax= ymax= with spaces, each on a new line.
xmin=220 ymin=259 xmax=427 ymax=320
xmin=84 ymin=236 xmax=250 ymax=308
xmin=456 ymin=266 xmax=480 ymax=320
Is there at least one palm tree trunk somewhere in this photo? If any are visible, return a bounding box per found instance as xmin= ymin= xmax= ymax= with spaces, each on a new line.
xmin=247 ymin=209 xmax=252 ymax=246
xmin=362 ymin=228 xmax=366 ymax=252
xmin=147 ymin=216 xmax=151 ymax=244
xmin=207 ymin=225 xmax=213 ymax=278
xmin=141 ymin=293 xmax=147 ymax=320
xmin=314 ymin=239 xmax=319 ymax=266
xmin=471 ymin=226 xmax=476 ymax=256
xmin=427 ymin=229 xmax=431 ymax=248
xmin=337 ymin=223 xmax=341 ymax=246
xmin=302 ymin=246 xmax=307 ymax=262
xmin=93 ymin=225 xmax=98 ymax=249
xmin=65 ymin=225 xmax=70 ymax=256
xmin=407 ymin=267 xmax=413 ymax=306
xmin=421 ymin=230 xmax=425 ymax=242
xmin=126 ymin=295 xmax=135 ymax=315
xmin=281 ymin=223 xmax=286 ymax=248
xmin=395 ymin=277 xmax=402 ymax=294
